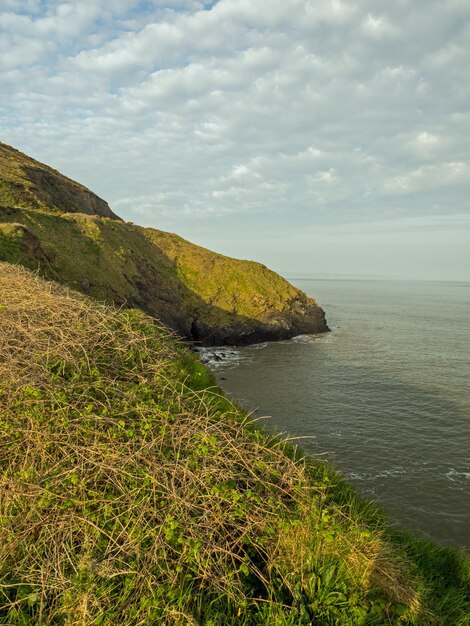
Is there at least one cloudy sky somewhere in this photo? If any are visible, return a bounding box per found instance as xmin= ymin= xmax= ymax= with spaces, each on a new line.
xmin=1 ymin=0 xmax=469 ymax=280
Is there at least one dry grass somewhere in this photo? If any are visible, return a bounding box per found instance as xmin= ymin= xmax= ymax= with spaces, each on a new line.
xmin=0 ymin=263 xmax=438 ymax=624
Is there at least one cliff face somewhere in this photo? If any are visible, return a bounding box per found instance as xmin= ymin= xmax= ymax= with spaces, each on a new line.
xmin=0 ymin=142 xmax=328 ymax=345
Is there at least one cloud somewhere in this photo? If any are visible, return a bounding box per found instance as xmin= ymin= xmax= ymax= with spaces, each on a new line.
xmin=1 ymin=0 xmax=469 ymax=278
xmin=362 ymin=13 xmax=397 ymax=39
xmin=384 ymin=162 xmax=470 ymax=194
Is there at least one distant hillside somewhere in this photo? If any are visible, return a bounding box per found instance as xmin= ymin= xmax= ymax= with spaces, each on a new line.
xmin=0 ymin=141 xmax=327 ymax=345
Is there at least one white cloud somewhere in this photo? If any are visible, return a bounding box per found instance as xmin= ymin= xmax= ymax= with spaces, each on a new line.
xmin=384 ymin=162 xmax=470 ymax=194
xmin=362 ymin=13 xmax=397 ymax=38
xmin=310 ymin=169 xmax=338 ymax=185
xmin=1 ymin=0 xmax=469 ymax=278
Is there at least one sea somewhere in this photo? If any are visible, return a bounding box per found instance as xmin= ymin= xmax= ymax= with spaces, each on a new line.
xmin=198 ymin=279 xmax=470 ymax=551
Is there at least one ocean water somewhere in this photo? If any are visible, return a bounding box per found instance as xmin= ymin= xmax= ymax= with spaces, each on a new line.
xmin=199 ymin=279 xmax=470 ymax=551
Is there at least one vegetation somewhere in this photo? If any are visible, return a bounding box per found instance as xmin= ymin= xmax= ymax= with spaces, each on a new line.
xmin=0 ymin=263 xmax=469 ymax=625
xmin=0 ymin=141 xmax=327 ymax=345
xmin=0 ymin=141 xmax=118 ymax=219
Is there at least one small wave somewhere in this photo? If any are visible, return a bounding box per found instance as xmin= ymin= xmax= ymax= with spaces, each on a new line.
xmin=251 ymin=342 xmax=268 ymax=350
xmin=446 ymin=469 xmax=470 ymax=483
xmin=347 ymin=468 xmax=407 ymax=481
xmin=291 ymin=334 xmax=315 ymax=344
xmin=291 ymin=333 xmax=335 ymax=344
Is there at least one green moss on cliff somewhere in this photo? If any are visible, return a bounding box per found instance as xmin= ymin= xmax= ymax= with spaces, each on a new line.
xmin=144 ymin=228 xmax=314 ymax=316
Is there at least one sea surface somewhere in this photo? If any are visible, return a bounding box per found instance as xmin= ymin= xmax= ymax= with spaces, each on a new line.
xmin=199 ymin=279 xmax=470 ymax=551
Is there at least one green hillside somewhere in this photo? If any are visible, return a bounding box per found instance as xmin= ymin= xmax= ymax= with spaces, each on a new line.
xmin=0 ymin=141 xmax=119 ymax=219
xmin=0 ymin=141 xmax=327 ymax=345
xmin=1 ymin=262 xmax=468 ymax=625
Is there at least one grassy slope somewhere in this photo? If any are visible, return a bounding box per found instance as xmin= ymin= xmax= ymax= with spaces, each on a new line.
xmin=0 ymin=263 xmax=469 ymax=626
xmin=0 ymin=140 xmax=327 ymax=344
xmin=0 ymin=141 xmax=118 ymax=219
xmin=144 ymin=228 xmax=317 ymax=319
xmin=0 ymin=208 xmax=173 ymax=302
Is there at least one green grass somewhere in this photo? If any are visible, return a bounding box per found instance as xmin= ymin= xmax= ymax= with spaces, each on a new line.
xmin=0 ymin=141 xmax=118 ymax=218
xmin=0 ymin=223 xmax=24 ymax=260
xmin=143 ymin=229 xmax=305 ymax=315
xmin=0 ymin=263 xmax=469 ymax=625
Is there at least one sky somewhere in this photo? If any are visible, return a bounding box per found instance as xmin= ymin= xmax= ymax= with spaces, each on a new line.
xmin=1 ymin=0 xmax=469 ymax=281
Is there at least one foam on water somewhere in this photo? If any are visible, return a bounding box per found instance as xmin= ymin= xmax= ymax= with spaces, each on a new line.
xmin=195 ymin=347 xmax=247 ymax=370
xmin=446 ymin=469 xmax=470 ymax=483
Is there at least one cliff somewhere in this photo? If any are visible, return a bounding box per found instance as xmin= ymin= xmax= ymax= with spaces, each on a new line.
xmin=0 ymin=141 xmax=328 ymax=345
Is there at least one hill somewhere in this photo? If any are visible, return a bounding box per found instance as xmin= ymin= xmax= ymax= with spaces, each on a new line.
xmin=1 ymin=262 xmax=469 ymax=625
xmin=0 ymin=141 xmax=119 ymax=219
xmin=0 ymin=141 xmax=327 ymax=345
